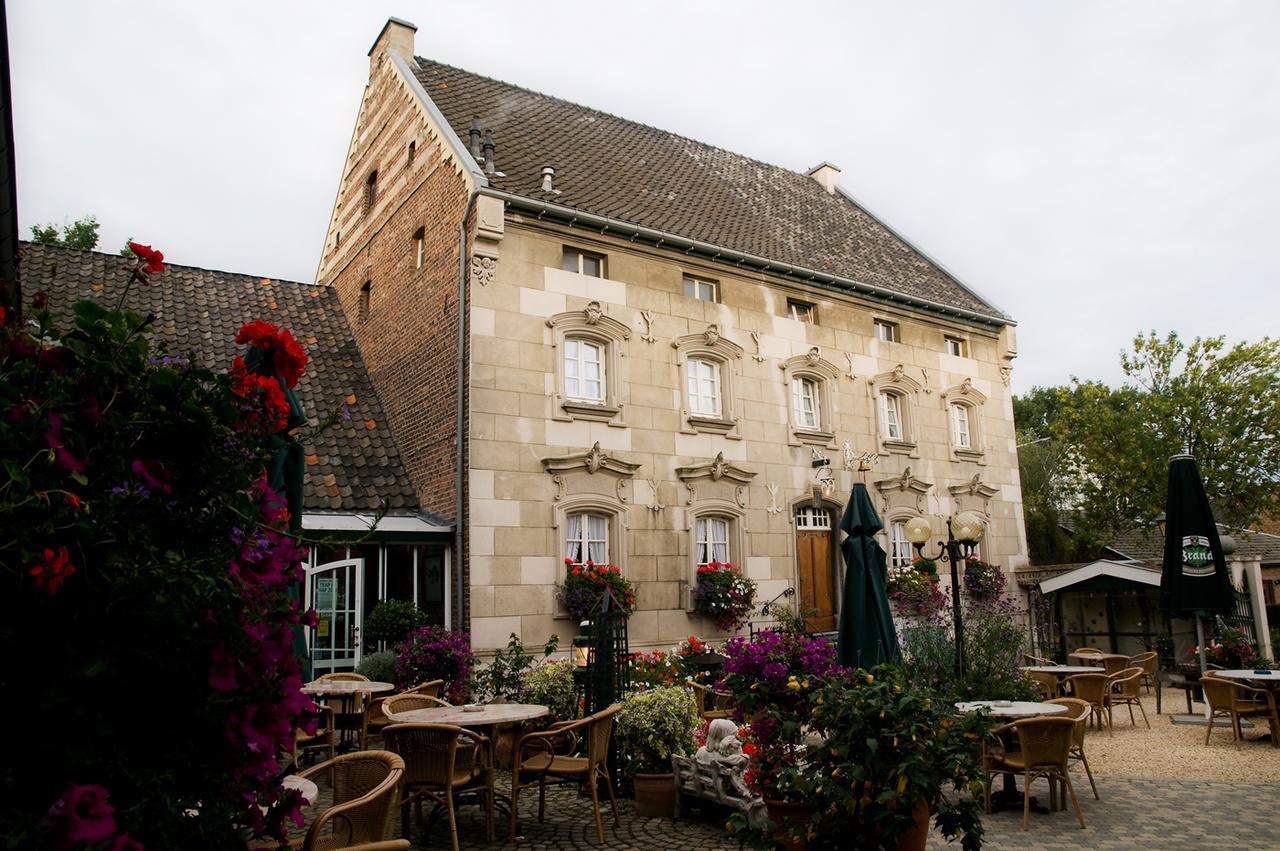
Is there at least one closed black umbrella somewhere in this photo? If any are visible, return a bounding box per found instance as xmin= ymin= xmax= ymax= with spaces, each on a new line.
xmin=836 ymin=483 xmax=901 ymax=669
xmin=1159 ymin=454 xmax=1232 ymax=678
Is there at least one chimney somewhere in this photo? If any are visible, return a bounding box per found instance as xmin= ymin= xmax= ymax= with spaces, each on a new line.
xmin=806 ymin=161 xmax=841 ymax=194
xmin=469 ymin=116 xmax=483 ymax=160
xmin=482 ymin=130 xmax=496 ymax=175
xmin=367 ymin=17 xmax=417 ymax=72
xmin=541 ymin=166 xmax=555 ymax=192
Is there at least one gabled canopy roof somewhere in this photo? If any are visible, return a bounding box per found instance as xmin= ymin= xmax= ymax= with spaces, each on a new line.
xmin=412 ymin=59 xmax=1008 ymax=323
xmin=1039 ymin=559 xmax=1162 ymax=595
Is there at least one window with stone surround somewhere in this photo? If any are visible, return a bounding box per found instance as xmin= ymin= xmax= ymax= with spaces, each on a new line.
xmin=562 ymin=246 xmax=605 ymax=278
xmin=888 ymin=520 xmax=912 ymax=568
xmin=874 ymin=319 xmax=899 ymax=342
xmin=943 ymin=379 xmax=988 ymax=463
xmin=870 ymin=365 xmax=922 ymax=457
xmin=673 ymin=326 xmax=743 ymax=438
xmin=695 ymin=515 xmax=731 ymax=564
xmin=547 ymin=302 xmax=629 ymax=426
xmin=787 ymin=299 xmax=815 ymax=324
xmin=781 ymin=348 xmax=840 ymax=446
xmin=944 ymin=335 xmax=966 ymax=357
xmin=683 ymin=275 xmax=718 ymax=302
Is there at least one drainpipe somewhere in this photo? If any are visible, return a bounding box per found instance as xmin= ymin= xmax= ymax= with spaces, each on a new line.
xmin=455 ymin=189 xmax=480 ymax=630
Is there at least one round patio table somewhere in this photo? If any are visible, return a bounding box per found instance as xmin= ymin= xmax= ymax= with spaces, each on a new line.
xmin=1021 ymin=665 xmax=1099 ymax=676
xmin=283 ymin=774 xmax=318 ymax=806
xmin=301 ymin=680 xmax=396 ymax=750
xmin=1213 ymin=669 xmax=1280 ymax=684
xmin=1068 ymin=652 xmax=1128 ymax=667
xmin=956 ymin=700 xmax=1070 ymax=718
xmin=383 ymin=702 xmax=549 ymax=726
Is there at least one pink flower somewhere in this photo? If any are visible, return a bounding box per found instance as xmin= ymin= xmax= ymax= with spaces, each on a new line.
xmin=45 ymin=784 xmax=117 ymax=844
xmin=130 ymin=459 xmax=173 ymax=495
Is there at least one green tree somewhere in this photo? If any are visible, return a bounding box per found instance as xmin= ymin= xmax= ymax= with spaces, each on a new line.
xmin=28 ymin=214 xmax=100 ymax=249
xmin=1058 ymin=331 xmax=1280 ymax=541
xmin=1014 ymin=386 xmax=1088 ymax=564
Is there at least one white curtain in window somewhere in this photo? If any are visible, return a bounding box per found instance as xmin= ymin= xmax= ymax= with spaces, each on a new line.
xmin=696 ymin=516 xmax=730 ymax=564
xmin=890 ymin=521 xmax=911 ymax=567
xmin=951 ymin=404 xmax=971 ymax=447
xmin=587 ymin=514 xmax=608 ymax=564
xmin=565 ymin=513 xmax=583 ymax=564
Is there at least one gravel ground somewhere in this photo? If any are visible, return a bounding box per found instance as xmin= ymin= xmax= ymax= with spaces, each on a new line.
xmin=1080 ymin=691 xmax=1280 ymax=782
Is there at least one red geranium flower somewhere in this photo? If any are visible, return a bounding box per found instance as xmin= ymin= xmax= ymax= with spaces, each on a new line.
xmin=127 ymin=242 xmax=165 ymax=275
xmin=66 ymin=492 xmax=82 ymax=511
xmin=231 ymin=357 xmax=290 ymax=435
xmin=30 ymin=545 xmax=76 ymax=594
xmin=235 ymin=320 xmax=309 ymax=388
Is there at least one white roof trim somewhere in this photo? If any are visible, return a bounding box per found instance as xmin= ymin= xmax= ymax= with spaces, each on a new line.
xmin=388 ymin=49 xmax=488 ymax=187
xmin=1040 ymin=559 xmax=1162 ymax=595
xmin=301 ymin=512 xmax=452 ymax=534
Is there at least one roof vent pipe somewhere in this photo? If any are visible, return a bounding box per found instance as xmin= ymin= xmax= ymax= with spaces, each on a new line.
xmin=541 ymin=166 xmax=555 ymax=192
xmin=482 ymin=130 xmax=496 ymax=175
xmin=468 ymin=116 xmax=482 ymax=159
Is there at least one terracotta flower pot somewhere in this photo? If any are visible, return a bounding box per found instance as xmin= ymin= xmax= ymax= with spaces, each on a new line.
xmin=632 ymin=772 xmax=676 ymax=818
xmin=764 ymin=798 xmax=816 ymax=851
xmin=892 ymin=798 xmax=931 ymax=851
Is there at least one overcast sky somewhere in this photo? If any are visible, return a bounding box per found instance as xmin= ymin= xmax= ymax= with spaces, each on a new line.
xmin=11 ymin=1 xmax=1278 ymax=392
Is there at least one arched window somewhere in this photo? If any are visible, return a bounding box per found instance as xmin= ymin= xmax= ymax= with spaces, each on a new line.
xmin=673 ymin=326 xmax=744 ymax=437
xmin=547 ymin=302 xmax=630 ymax=425
xmin=879 ymin=392 xmax=903 ymax=440
xmin=687 ymin=358 xmax=722 ymax=417
xmin=412 ymin=226 xmax=425 ymax=270
xmin=407 ymin=140 xmax=416 ymax=165
xmin=888 ymin=520 xmax=912 ymax=568
xmin=695 ymin=515 xmax=731 ymax=565
xmin=364 ymin=170 xmax=378 ymax=214
xmin=870 ymin=365 xmax=922 ymax=457
xmin=565 ymin=511 xmax=609 ymax=565
xmin=358 ymin=280 xmax=371 ymax=322
xmin=943 ymin=379 xmax=988 ymax=463
xmin=564 ymin=337 xmax=606 ymax=402
xmin=950 ymin=403 xmax=971 ymax=448
xmin=780 ymin=348 xmax=840 ymax=446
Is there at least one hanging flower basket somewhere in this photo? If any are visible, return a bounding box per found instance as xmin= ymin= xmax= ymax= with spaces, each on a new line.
xmin=692 ymin=562 xmax=758 ymax=632
xmin=559 ymin=560 xmax=636 ymax=621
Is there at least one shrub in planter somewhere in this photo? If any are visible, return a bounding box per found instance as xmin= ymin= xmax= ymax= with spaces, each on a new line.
xmin=471 ymin=632 xmax=559 ymax=703
xmin=394 ymin=625 xmax=476 ymax=703
xmin=521 ymin=660 xmax=578 ymax=721
xmin=364 ymin=599 xmax=427 ymax=645
xmin=0 ymin=261 xmax=318 ymax=847
xmin=559 ymin=560 xmax=636 ymax=621
xmin=356 ymin=650 xmax=397 ymax=684
xmin=692 ymin=561 xmax=757 ymax=632
xmin=616 ymin=686 xmax=699 ymax=816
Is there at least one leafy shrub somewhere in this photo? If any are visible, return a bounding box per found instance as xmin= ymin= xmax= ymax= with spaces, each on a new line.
xmin=365 ymin=598 xmax=427 ymax=645
xmin=559 ymin=560 xmax=636 ymax=621
xmin=899 ymin=596 xmax=1038 ymax=702
xmin=615 ymin=686 xmax=699 ymax=774
xmin=472 ymin=632 xmax=558 ymax=702
xmin=692 ymin=561 xmax=757 ymax=631
xmin=0 ymin=262 xmax=317 ymax=847
xmin=394 ymin=625 xmax=476 ymax=703
xmin=521 ymin=660 xmax=578 ymax=721
xmin=356 ymin=650 xmax=397 ymax=684
xmin=628 ymin=649 xmax=683 ymax=690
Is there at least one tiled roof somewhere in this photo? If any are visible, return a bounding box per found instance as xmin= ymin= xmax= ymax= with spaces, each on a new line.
xmin=413 ymin=59 xmax=1007 ymax=322
xmin=1104 ymin=525 xmax=1280 ymax=565
xmin=23 ymin=243 xmax=419 ymax=514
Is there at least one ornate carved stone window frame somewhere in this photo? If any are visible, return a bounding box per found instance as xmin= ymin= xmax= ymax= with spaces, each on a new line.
xmin=676 ymin=452 xmax=755 ymax=603
xmin=780 ymin=347 xmax=840 ymax=447
xmin=869 ymin=365 xmax=922 ymax=458
xmin=942 ymin=378 xmax=988 ymax=464
xmin=673 ymin=325 xmax=744 ymax=439
xmin=547 ymin=301 xmax=631 ymax=427
xmin=542 ymin=442 xmax=641 ymax=618
xmin=874 ymin=467 xmax=936 ymax=564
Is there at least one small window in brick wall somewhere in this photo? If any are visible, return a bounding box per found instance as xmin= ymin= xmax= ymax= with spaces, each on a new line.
xmin=413 ymin=227 xmax=425 ymax=270
xmin=407 ymin=140 xmax=416 ymax=166
xmin=364 ymin=170 xmax=378 ymax=214
xmin=359 ymin=280 xmax=371 ymax=322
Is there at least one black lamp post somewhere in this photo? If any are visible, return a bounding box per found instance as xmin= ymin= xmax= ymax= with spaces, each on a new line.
xmin=905 ymin=511 xmax=985 ymax=676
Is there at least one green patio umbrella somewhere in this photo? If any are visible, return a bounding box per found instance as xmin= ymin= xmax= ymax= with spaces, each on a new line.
xmin=1159 ymin=454 xmax=1233 ymax=689
xmin=243 ymin=345 xmax=310 ymax=679
xmin=836 ymin=482 xmax=901 ymax=669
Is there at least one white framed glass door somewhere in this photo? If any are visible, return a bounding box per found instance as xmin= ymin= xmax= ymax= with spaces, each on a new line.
xmin=305 ymin=558 xmax=363 ymax=673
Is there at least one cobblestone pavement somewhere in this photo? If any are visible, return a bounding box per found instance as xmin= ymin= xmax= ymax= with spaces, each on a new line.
xmin=295 ymin=770 xmax=1280 ymax=849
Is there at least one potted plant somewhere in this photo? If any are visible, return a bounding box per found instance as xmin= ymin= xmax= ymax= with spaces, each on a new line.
xmin=692 ymin=561 xmax=758 ymax=632
xmin=961 ymin=556 xmax=1005 ymax=601
xmin=559 ymin=560 xmax=637 ymax=622
xmin=803 ymin=667 xmax=990 ymax=851
xmin=364 ymin=598 xmax=427 ymax=647
xmin=520 ymin=660 xmax=578 ymax=721
xmin=393 ymin=625 xmax=476 ymax=703
xmin=615 ymin=686 xmax=699 ymax=817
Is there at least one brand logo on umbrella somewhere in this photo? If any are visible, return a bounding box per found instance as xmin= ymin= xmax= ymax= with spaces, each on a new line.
xmin=1181 ymin=535 xmax=1214 ymax=577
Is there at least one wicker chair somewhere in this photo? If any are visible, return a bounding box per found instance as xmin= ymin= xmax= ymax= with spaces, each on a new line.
xmin=510 ymin=704 xmax=622 ymax=843
xmin=1023 ymin=654 xmax=1059 ymax=666
xmin=292 ymin=705 xmax=336 ymax=770
xmin=383 ymin=722 xmax=494 ymax=851
xmin=295 ymin=751 xmax=404 ymax=850
xmin=985 ymin=716 xmax=1085 ymax=831
xmin=1046 ymin=697 xmax=1099 ymax=801
xmin=317 ymin=672 xmax=370 ymax=682
xmin=1071 ymin=646 xmax=1104 ymax=656
xmin=1107 ymin=667 xmax=1150 ymax=729
xmin=1201 ymin=673 xmax=1280 ymax=749
xmin=410 ymin=679 xmax=445 ymax=698
xmin=690 ymin=682 xmax=733 ymax=721
xmin=1129 ymin=651 xmax=1158 ymax=693
xmin=341 ymin=843 xmax=410 ymax=851
xmin=383 ymin=693 xmax=450 ymax=718
xmin=1101 ymin=655 xmax=1130 ymax=677
xmin=314 ymin=672 xmax=372 ymax=749
xmin=1066 ymin=672 xmax=1112 ymax=736
xmin=1028 ymin=670 xmax=1061 ymax=701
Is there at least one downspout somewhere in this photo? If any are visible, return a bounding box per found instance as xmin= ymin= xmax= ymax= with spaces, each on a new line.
xmin=455 ymin=189 xmax=480 ymax=630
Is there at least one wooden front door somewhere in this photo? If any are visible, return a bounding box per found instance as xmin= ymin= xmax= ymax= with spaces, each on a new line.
xmin=795 ymin=506 xmax=836 ymax=632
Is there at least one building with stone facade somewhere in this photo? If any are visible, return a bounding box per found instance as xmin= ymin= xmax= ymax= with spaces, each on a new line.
xmin=314 ymin=17 xmax=1027 ymax=656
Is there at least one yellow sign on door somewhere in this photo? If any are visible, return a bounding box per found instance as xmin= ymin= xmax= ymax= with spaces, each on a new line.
xmin=317 ymin=618 xmax=330 ymax=638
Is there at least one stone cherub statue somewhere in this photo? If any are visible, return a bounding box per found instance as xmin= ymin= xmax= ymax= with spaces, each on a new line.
xmin=695 ymin=718 xmax=749 ymax=766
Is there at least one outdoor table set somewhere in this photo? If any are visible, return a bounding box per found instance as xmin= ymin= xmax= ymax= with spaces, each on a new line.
xmin=957 ymin=700 xmax=1072 ymax=819
xmin=300 ymin=679 xmax=395 ymax=751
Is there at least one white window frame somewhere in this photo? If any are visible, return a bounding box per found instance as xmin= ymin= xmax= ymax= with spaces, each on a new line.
xmin=694 ymin=515 xmax=732 ymax=565
xmin=564 ymin=337 xmax=606 ymax=402
xmin=792 ymin=376 xmax=820 ymax=429
xmin=951 ymin=403 xmax=971 ymax=448
xmin=794 ymin=506 xmax=832 ymax=530
xmin=879 ymin=392 xmax=903 ymax=440
xmin=870 ymin=366 xmax=922 ymax=457
xmin=943 ymin=378 xmax=988 ymax=463
xmin=683 ymin=275 xmax=718 ymax=302
xmin=687 ymin=357 xmax=722 ymax=417
xmin=780 ymin=348 xmax=839 ymax=446
xmin=787 ymin=299 xmax=815 ymax=323
xmin=564 ymin=510 xmax=610 ymax=566
xmin=888 ymin=520 xmax=912 ymax=568
xmin=944 ymin=335 xmax=966 ymax=357
xmin=873 ymin=319 xmax=899 ymax=342
xmin=562 ymin=246 xmax=605 ymax=278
